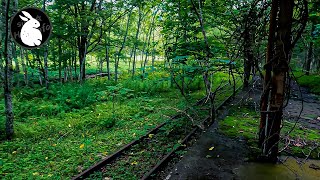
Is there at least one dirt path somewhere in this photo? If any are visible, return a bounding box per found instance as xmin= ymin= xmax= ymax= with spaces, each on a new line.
xmin=161 ymin=80 xmax=320 ymax=180
xmin=284 ymin=82 xmax=320 ymax=130
xmin=163 ymin=90 xmax=252 ymax=180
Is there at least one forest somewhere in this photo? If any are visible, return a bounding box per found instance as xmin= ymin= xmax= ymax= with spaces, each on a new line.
xmin=0 ymin=0 xmax=320 ymax=179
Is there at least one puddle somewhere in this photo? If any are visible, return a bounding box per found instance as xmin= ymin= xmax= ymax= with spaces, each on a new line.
xmin=234 ymin=156 xmax=320 ymax=180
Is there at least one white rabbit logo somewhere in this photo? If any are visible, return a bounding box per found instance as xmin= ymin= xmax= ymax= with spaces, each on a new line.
xmin=19 ymin=11 xmax=42 ymax=46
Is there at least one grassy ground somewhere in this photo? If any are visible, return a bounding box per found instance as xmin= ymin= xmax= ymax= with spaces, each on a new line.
xmin=219 ymin=101 xmax=320 ymax=160
xmin=0 ymin=64 xmax=239 ymax=179
xmin=294 ymin=72 xmax=320 ymax=95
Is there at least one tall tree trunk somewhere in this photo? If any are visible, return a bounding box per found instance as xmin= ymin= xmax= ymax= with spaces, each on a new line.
xmin=3 ymin=0 xmax=14 ymax=139
xmin=69 ymin=55 xmax=73 ymax=81
xmin=132 ymin=7 xmax=142 ymax=78
xmin=140 ymin=33 xmax=147 ymax=69
xmin=143 ymin=9 xmax=158 ymax=76
xmin=24 ymin=50 xmax=30 ymax=84
xmin=20 ymin=48 xmax=28 ymax=85
xmin=99 ymin=57 xmax=103 ymax=74
xmin=305 ymin=23 xmax=315 ymax=75
xmin=58 ymin=38 xmax=62 ymax=83
xmin=12 ymin=0 xmax=19 ymax=74
xmin=43 ymin=0 xmax=49 ymax=89
xmin=36 ymin=52 xmax=43 ymax=86
xmin=128 ymin=47 xmax=134 ymax=73
xmin=105 ymin=33 xmax=111 ymax=80
xmin=260 ymin=0 xmax=294 ymax=162
xmin=243 ymin=20 xmax=255 ymax=88
xmin=151 ymin=26 xmax=156 ymax=67
xmin=73 ymin=45 xmax=77 ymax=79
xmin=259 ymin=0 xmax=278 ymax=149
xmin=79 ymin=42 xmax=87 ymax=82
xmin=115 ymin=10 xmax=132 ymax=82
xmin=52 ymin=41 xmax=56 ymax=70
xmin=191 ymin=0 xmax=215 ymax=121
xmin=63 ymin=49 xmax=67 ymax=82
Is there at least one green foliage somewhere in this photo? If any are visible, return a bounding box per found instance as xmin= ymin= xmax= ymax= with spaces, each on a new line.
xmin=295 ymin=72 xmax=320 ymax=95
xmin=0 ymin=80 xmax=190 ymax=179
xmin=98 ymin=116 xmax=116 ymax=129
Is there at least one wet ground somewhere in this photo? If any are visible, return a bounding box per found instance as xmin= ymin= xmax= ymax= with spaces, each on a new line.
xmin=285 ymin=82 xmax=320 ymax=130
xmin=162 ymin=81 xmax=320 ymax=180
xmin=235 ymin=156 xmax=320 ymax=180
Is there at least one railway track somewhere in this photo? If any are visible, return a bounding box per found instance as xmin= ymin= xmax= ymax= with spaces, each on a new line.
xmin=72 ymin=81 xmax=243 ymax=180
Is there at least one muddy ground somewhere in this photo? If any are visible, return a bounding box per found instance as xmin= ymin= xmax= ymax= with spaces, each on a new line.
xmin=158 ymin=81 xmax=320 ymax=180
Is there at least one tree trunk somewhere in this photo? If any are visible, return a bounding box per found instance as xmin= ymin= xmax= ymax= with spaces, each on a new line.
xmin=36 ymin=53 xmax=43 ymax=86
xmin=115 ymin=10 xmax=132 ymax=82
xmin=63 ymin=49 xmax=68 ymax=82
xmin=305 ymin=24 xmax=315 ymax=75
xmin=259 ymin=0 xmax=278 ymax=149
xmin=20 ymin=48 xmax=28 ymax=85
xmin=99 ymin=57 xmax=103 ymax=73
xmin=143 ymin=9 xmax=158 ymax=76
xmin=24 ymin=50 xmax=30 ymax=85
xmin=243 ymin=21 xmax=255 ymax=88
xmin=58 ymin=38 xmax=62 ymax=83
xmin=73 ymin=46 xmax=77 ymax=79
xmin=106 ymin=34 xmax=111 ymax=80
xmin=151 ymin=26 xmax=156 ymax=67
xmin=128 ymin=47 xmax=134 ymax=73
xmin=12 ymin=0 xmax=19 ymax=74
xmin=191 ymin=0 xmax=215 ymax=121
xmin=132 ymin=8 xmax=141 ymax=78
xmin=43 ymin=0 xmax=49 ymax=89
xmin=260 ymin=0 xmax=294 ymax=162
xmin=79 ymin=42 xmax=87 ymax=82
xmin=3 ymin=0 xmax=14 ymax=140
xmin=69 ymin=55 xmax=73 ymax=81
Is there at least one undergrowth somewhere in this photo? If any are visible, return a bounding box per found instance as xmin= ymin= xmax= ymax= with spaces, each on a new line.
xmin=0 ymin=69 xmax=234 ymax=179
xmin=295 ymin=72 xmax=320 ymax=95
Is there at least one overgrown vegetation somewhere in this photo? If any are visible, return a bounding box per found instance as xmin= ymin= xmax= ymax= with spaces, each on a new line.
xmin=0 ymin=0 xmax=319 ymax=178
xmin=295 ymin=72 xmax=320 ymax=95
xmin=0 ymin=70 xmax=239 ymax=178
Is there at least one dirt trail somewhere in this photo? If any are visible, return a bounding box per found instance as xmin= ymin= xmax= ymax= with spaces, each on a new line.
xmin=163 ymin=90 xmax=252 ymax=180
xmin=162 ymin=81 xmax=320 ymax=180
xmin=284 ymin=82 xmax=320 ymax=130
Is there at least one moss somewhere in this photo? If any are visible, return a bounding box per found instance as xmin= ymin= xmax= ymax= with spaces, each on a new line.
xmin=219 ymin=107 xmax=259 ymax=145
xmin=219 ymin=106 xmax=320 ymax=159
xmin=295 ymin=72 xmax=320 ymax=95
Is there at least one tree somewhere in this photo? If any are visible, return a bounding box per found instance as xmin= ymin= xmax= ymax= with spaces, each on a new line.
xmin=259 ymin=0 xmax=308 ymax=162
xmin=2 ymin=0 xmax=14 ymax=139
xmin=304 ymin=0 xmax=320 ymax=74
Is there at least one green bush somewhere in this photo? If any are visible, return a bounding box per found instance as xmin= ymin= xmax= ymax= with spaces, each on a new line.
xmin=295 ymin=72 xmax=320 ymax=94
xmin=98 ymin=116 xmax=116 ymax=129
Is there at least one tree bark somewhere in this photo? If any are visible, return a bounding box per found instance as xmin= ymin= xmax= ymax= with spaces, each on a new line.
xmin=12 ymin=0 xmax=19 ymax=74
xmin=305 ymin=23 xmax=315 ymax=75
xmin=69 ymin=53 xmax=73 ymax=81
xmin=3 ymin=0 xmax=14 ymax=140
xmin=142 ymin=9 xmax=158 ymax=76
xmin=115 ymin=10 xmax=132 ymax=82
xmin=43 ymin=0 xmax=49 ymax=89
xmin=105 ymin=32 xmax=111 ymax=80
xmin=259 ymin=0 xmax=278 ymax=149
xmin=132 ymin=7 xmax=142 ymax=78
xmin=58 ymin=37 xmax=62 ymax=83
xmin=20 ymin=48 xmax=28 ymax=85
xmin=260 ymin=0 xmax=294 ymax=162
xmin=243 ymin=9 xmax=256 ymax=88
xmin=191 ymin=0 xmax=215 ymax=121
